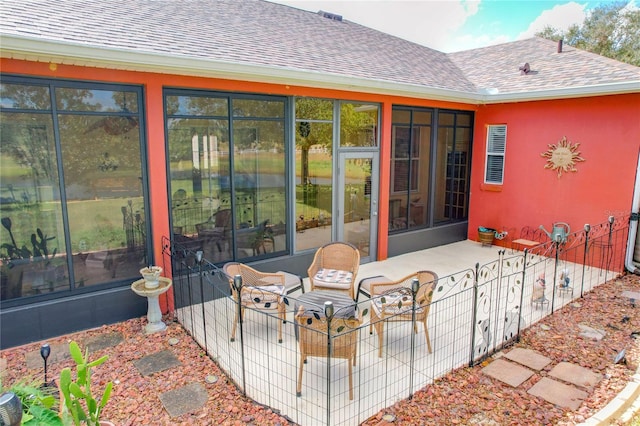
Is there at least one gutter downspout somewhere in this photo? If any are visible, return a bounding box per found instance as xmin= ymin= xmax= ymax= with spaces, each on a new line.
xmin=625 ymin=149 xmax=640 ymax=274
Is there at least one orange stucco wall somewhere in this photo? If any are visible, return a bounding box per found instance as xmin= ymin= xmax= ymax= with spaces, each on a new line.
xmin=4 ymin=59 xmax=637 ymax=266
xmin=469 ymin=94 xmax=640 ymax=245
xmin=2 ymin=58 xmax=476 ymax=309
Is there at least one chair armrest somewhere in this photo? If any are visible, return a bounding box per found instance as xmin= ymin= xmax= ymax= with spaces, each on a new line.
xmin=250 ymin=271 xmax=286 ymax=287
xmin=370 ymin=280 xmax=409 ymax=296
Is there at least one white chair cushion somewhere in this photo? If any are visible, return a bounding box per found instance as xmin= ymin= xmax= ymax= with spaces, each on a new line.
xmin=240 ymin=285 xmax=284 ymax=306
xmin=314 ymin=268 xmax=353 ymax=287
xmin=372 ymin=288 xmax=424 ymax=316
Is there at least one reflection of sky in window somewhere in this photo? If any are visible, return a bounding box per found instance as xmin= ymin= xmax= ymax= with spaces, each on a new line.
xmin=0 ymin=97 xmax=14 ymax=108
xmin=1 ymin=83 xmax=51 ymax=109
xmin=55 ymin=88 xmax=137 ymax=112
xmin=84 ymin=90 xmax=137 ymax=112
xmin=89 ymin=90 xmax=120 ymax=110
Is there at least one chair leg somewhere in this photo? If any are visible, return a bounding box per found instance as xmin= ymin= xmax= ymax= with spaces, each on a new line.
xmin=277 ymin=304 xmax=284 ymax=343
xmin=348 ymin=359 xmax=354 ymax=400
xmin=296 ymin=354 xmax=304 ymax=397
xmin=230 ymin=316 xmax=237 ymax=342
xmin=230 ymin=305 xmax=242 ymax=342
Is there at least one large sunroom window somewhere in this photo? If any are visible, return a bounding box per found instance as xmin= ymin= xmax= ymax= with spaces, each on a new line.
xmin=165 ymin=91 xmax=287 ymax=262
xmin=389 ymin=107 xmax=473 ymax=233
xmin=0 ymin=78 xmax=148 ymax=304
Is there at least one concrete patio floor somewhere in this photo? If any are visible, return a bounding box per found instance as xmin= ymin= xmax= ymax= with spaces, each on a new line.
xmin=176 ymin=239 xmax=615 ymax=425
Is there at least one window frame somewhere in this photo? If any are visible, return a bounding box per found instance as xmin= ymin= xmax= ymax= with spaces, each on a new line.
xmin=0 ymin=75 xmax=150 ymax=307
xmin=484 ymin=125 xmax=507 ymax=185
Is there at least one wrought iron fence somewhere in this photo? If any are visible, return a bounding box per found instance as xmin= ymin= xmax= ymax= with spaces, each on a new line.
xmin=161 ymin=214 xmax=630 ymax=426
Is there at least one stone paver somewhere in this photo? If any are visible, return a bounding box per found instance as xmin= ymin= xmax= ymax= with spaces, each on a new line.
xmin=578 ymin=324 xmax=606 ymax=341
xmin=159 ymin=382 xmax=208 ymax=418
xmin=503 ymin=348 xmax=552 ymax=371
xmin=84 ymin=332 xmax=124 ymax=353
xmin=25 ymin=342 xmax=70 ymax=369
xmin=133 ymin=350 xmax=181 ymax=377
xmin=528 ymin=377 xmax=588 ymax=410
xmin=482 ymin=358 xmax=534 ymax=387
xmin=621 ymin=290 xmax=640 ymax=301
xmin=549 ymin=362 xmax=602 ymax=389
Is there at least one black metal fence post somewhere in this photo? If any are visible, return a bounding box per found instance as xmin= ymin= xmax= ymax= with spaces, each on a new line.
xmin=550 ymin=239 xmax=560 ymax=313
xmin=516 ymin=251 xmax=526 ymax=342
xmin=468 ymin=262 xmax=480 ymax=367
xmin=605 ymin=215 xmax=615 ymax=281
xmin=324 ymin=301 xmax=334 ymax=426
xmin=409 ymin=277 xmax=419 ymax=398
xmin=197 ymin=250 xmax=208 ymax=355
xmin=188 ymin=265 xmax=195 ymax=336
xmin=582 ymin=223 xmax=591 ymax=298
xmin=233 ymin=274 xmax=247 ymax=396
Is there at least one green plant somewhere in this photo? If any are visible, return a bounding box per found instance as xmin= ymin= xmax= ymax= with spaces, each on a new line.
xmin=1 ymin=217 xmax=32 ymax=260
xmin=58 ymin=341 xmax=113 ymax=426
xmin=1 ymin=216 xmax=57 ymax=265
xmin=0 ymin=376 xmax=63 ymax=426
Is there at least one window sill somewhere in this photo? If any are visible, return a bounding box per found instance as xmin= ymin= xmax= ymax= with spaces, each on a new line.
xmin=481 ymin=183 xmax=503 ymax=192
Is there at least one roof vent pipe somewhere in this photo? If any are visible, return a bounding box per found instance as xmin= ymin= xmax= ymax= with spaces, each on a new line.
xmin=318 ymin=10 xmax=343 ymax=21
xmin=557 ymin=39 xmax=563 ymax=53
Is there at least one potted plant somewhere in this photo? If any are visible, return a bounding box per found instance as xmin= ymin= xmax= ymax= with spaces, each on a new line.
xmin=58 ymin=341 xmax=113 ymax=426
xmin=478 ymin=226 xmax=496 ymax=246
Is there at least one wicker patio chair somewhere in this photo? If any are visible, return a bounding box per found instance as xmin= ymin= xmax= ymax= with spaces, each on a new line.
xmin=307 ymin=242 xmax=360 ymax=300
xmin=223 ymin=262 xmax=289 ymax=343
xmin=369 ymin=270 xmax=437 ymax=357
xmin=195 ymin=208 xmax=232 ymax=253
xmin=295 ymin=305 xmax=361 ymax=400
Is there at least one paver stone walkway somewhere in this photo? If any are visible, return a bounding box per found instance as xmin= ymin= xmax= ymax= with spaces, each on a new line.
xmin=482 ymin=347 xmax=601 ymax=412
xmin=549 ymin=362 xmax=602 ymax=389
xmin=528 ymin=377 xmax=588 ymax=411
xmin=481 ymin=358 xmax=534 ymax=387
xmin=503 ymin=347 xmax=552 ymax=371
xmin=159 ymin=382 xmax=208 ymax=418
xmin=133 ymin=350 xmax=181 ymax=377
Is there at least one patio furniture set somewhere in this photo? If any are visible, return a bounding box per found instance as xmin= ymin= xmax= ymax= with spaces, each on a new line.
xmin=221 ymin=241 xmax=437 ymax=400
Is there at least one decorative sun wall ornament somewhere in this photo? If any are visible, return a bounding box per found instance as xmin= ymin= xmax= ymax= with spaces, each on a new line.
xmin=541 ymin=136 xmax=585 ymax=178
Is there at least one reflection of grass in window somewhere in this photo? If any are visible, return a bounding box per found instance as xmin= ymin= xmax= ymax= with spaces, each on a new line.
xmin=295 ymin=152 xmax=366 ymax=181
xmin=67 ymin=199 xmax=144 ymax=251
xmin=73 ymin=221 xmax=124 ymax=252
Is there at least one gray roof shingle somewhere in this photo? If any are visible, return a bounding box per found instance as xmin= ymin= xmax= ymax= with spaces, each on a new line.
xmin=1 ymin=0 xmax=638 ymax=101
xmin=448 ymin=37 xmax=640 ymax=95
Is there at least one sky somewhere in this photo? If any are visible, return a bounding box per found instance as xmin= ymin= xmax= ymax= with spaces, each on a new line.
xmin=267 ymin=0 xmax=636 ymax=52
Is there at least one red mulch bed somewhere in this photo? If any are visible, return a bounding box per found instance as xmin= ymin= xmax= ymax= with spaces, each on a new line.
xmin=2 ymin=273 xmax=639 ymax=425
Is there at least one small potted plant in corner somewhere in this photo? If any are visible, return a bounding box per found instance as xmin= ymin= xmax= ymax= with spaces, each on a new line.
xmin=58 ymin=341 xmax=113 ymax=426
xmin=478 ymin=226 xmax=497 ymax=246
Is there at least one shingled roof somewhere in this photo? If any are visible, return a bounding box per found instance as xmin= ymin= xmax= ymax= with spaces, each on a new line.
xmin=1 ymin=0 xmax=638 ymax=103
xmin=449 ymin=37 xmax=640 ymax=100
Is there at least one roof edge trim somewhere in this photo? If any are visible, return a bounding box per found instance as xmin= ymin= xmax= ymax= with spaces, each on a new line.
xmin=480 ymin=82 xmax=640 ymax=104
xmin=2 ymin=35 xmax=637 ymax=104
xmin=0 ymin=35 xmax=480 ymax=104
